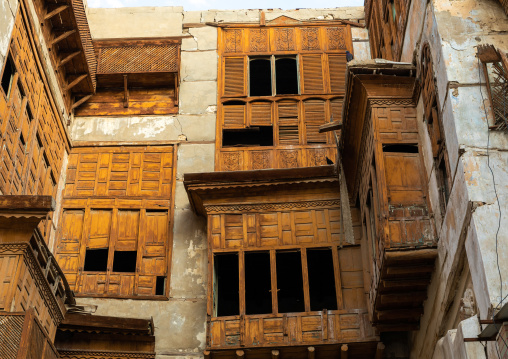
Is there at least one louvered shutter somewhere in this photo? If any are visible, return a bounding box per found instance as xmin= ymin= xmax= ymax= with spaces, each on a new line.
xmin=304 ymin=99 xmax=327 ymax=144
xmin=328 ymin=53 xmax=347 ymax=94
xmin=249 ymin=101 xmax=272 ymax=126
xmin=277 ymin=100 xmax=299 ymax=145
xmin=223 ymin=103 xmax=246 ymax=129
xmin=223 ymin=57 xmax=246 ymax=97
xmin=301 ymin=54 xmax=325 ymax=94
xmin=330 ymin=97 xmax=343 ymax=122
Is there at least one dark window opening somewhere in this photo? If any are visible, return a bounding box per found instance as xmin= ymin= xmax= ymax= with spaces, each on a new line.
xmin=307 ymin=248 xmax=338 ymax=311
xmin=112 ymin=251 xmax=137 ymax=272
xmin=382 ymin=144 xmax=419 ymax=153
xmin=437 ymin=158 xmax=450 ymax=209
xmin=1 ymin=54 xmax=16 ymax=97
xmin=276 ymin=251 xmax=305 ymax=313
xmin=245 ymin=251 xmax=272 ymax=315
xmin=36 ymin=133 xmax=43 ymax=149
xmin=222 ymin=126 xmax=273 ymax=147
xmin=215 ymin=253 xmax=239 ymax=317
xmin=275 ymin=57 xmax=298 ymax=95
xmin=250 ymin=58 xmax=272 ymax=96
xmin=156 ymin=276 xmax=165 ymax=296
xmin=84 ymin=248 xmax=109 ymax=272
xmin=19 ymin=133 xmax=25 ymax=147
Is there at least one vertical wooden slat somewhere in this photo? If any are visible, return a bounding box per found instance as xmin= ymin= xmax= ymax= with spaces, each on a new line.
xmin=224 ymin=57 xmax=246 ymax=97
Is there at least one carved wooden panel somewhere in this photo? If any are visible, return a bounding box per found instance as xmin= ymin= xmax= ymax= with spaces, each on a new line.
xmin=274 ymin=28 xmax=296 ymax=51
xmin=209 ymin=310 xmax=374 ymax=349
xmin=326 ymin=27 xmax=347 ymax=50
xmin=208 ymin=207 xmax=341 ymax=250
xmin=375 ymin=107 xmax=418 ymax=143
xmin=64 ymin=147 xmax=173 ymax=198
xmin=248 ymin=29 xmax=269 ymax=52
xmin=224 ymin=29 xmax=244 ymax=53
xmin=300 ymin=27 xmax=321 ymax=51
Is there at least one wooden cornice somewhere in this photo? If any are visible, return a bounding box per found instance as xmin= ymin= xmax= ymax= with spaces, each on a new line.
xmin=59 ymin=314 xmax=154 ymax=335
xmin=185 ymin=166 xmax=339 ymax=216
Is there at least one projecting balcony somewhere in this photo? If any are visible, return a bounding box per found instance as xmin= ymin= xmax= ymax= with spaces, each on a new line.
xmin=369 ymin=205 xmax=438 ymax=332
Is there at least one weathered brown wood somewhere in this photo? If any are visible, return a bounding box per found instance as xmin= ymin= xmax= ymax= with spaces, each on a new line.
xmin=308 ymin=346 xmax=315 ymax=359
xmin=236 ymin=350 xmax=245 ymax=358
xmin=44 ymin=5 xmax=69 ymax=21
xmin=319 ymin=121 xmax=342 ymax=133
xmin=375 ymin=342 xmax=385 ymax=359
xmin=58 ymin=50 xmax=82 ymax=68
xmin=123 ymin=74 xmax=129 ymax=108
xmin=64 ymin=74 xmax=88 ymax=91
xmin=60 ymin=314 xmax=153 ymax=334
xmin=204 ymin=350 xmax=211 ymax=359
xmin=50 ymin=29 xmax=76 ymax=47
xmin=0 ymin=195 xmax=55 ymax=211
xmin=341 ymin=344 xmax=348 ymax=359
xmin=71 ymin=94 xmax=93 ymax=110
xmin=271 ymin=350 xmax=280 ymax=359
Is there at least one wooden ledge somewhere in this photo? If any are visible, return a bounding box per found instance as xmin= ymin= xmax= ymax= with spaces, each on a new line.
xmin=0 ymin=195 xmax=55 ymax=212
xmin=60 ymin=313 xmax=154 ymax=335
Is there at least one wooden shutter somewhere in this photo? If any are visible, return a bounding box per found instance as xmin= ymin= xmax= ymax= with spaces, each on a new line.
xmin=301 ymin=54 xmax=324 ymax=94
xmin=88 ymin=209 xmax=112 ymax=249
xmin=330 ymin=98 xmax=343 ymax=122
xmin=249 ymin=101 xmax=272 ymax=126
xmin=56 ymin=209 xmax=85 ymax=289
xmin=141 ymin=211 xmax=168 ymax=276
xmin=277 ymin=100 xmax=299 ymax=145
xmin=328 ymin=53 xmax=347 ymax=94
xmin=223 ymin=103 xmax=246 ymax=129
xmin=303 ymin=99 xmax=327 ymax=144
xmin=384 ymin=151 xmax=425 ymax=205
xmin=116 ymin=210 xmax=140 ymax=251
xmin=224 ymin=57 xmax=246 ymax=97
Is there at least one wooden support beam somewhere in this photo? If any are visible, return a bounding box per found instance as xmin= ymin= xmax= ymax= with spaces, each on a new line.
xmin=236 ymin=350 xmax=244 ymax=359
xmin=71 ymin=94 xmax=93 ymax=110
xmin=123 ymin=74 xmax=129 ymax=108
xmin=65 ymin=74 xmax=88 ymax=91
xmin=319 ymin=121 xmax=343 ymax=133
xmin=203 ymin=350 xmax=211 ymax=359
xmin=58 ymin=50 xmax=81 ymax=68
xmin=341 ymin=344 xmax=348 ymax=359
xmin=50 ymin=29 xmax=76 ymax=47
xmin=375 ymin=342 xmax=385 ymax=359
xmin=271 ymin=350 xmax=279 ymax=359
xmin=307 ymin=346 xmax=315 ymax=359
xmin=44 ymin=5 xmax=69 ymax=21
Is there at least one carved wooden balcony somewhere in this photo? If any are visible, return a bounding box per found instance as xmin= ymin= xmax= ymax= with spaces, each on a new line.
xmin=341 ymin=62 xmax=438 ymax=331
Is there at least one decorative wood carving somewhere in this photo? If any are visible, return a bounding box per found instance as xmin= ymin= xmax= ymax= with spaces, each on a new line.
xmin=222 ymin=152 xmax=242 ymax=171
xmin=326 ymin=27 xmax=346 ymax=50
xmin=274 ymin=28 xmax=296 ymax=51
xmin=301 ymin=28 xmax=321 ymax=51
xmin=279 ymin=150 xmax=299 ymax=168
xmin=224 ymin=29 xmax=243 ymax=53
xmin=249 ymin=29 xmax=269 ymax=52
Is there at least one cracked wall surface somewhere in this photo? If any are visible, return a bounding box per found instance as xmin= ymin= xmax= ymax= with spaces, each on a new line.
xmin=393 ymin=0 xmax=508 ymax=357
xmin=73 ymin=6 xmax=366 ymax=359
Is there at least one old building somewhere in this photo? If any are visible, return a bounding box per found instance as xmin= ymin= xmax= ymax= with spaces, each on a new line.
xmin=0 ymin=0 xmax=506 ymax=358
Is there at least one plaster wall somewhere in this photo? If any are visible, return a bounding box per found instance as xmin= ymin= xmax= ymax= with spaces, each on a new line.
xmin=394 ymin=0 xmax=508 ymax=357
xmin=0 ymin=0 xmax=17 ymax=70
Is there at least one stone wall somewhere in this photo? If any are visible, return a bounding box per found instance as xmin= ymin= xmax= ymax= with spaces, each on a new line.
xmin=0 ymin=0 xmax=17 ymax=70
xmin=394 ymin=0 xmax=508 ymax=357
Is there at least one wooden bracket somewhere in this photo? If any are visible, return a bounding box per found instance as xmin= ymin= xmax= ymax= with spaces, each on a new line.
xmin=203 ymin=350 xmax=211 ymax=359
xmin=50 ymin=29 xmax=76 ymax=47
xmin=44 ymin=5 xmax=69 ymax=21
xmin=123 ymin=75 xmax=129 ymax=108
xmin=65 ymin=74 xmax=88 ymax=91
xmin=71 ymin=94 xmax=93 ymax=110
xmin=319 ymin=121 xmax=343 ymax=133
xmin=375 ymin=342 xmax=385 ymax=359
xmin=307 ymin=346 xmax=315 ymax=359
xmin=271 ymin=350 xmax=279 ymax=359
xmin=236 ymin=350 xmax=244 ymax=359
xmin=58 ymin=50 xmax=81 ymax=69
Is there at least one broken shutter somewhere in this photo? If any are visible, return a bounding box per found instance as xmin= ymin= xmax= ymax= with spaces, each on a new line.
xmin=223 ymin=103 xmax=246 ymax=129
xmin=277 ymin=100 xmax=299 ymax=145
xmin=328 ymin=53 xmax=347 ymax=94
xmin=303 ymin=99 xmax=327 ymax=144
xmin=300 ymin=54 xmax=325 ymax=94
xmin=224 ymin=57 xmax=246 ymax=97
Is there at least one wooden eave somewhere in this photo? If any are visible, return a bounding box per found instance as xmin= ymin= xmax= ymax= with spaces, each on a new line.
xmin=213 ymin=18 xmax=365 ymax=28
xmin=59 ymin=313 xmax=154 ymax=335
xmin=184 ymin=166 xmax=339 ymax=216
xmin=340 ymin=60 xmax=418 ymax=197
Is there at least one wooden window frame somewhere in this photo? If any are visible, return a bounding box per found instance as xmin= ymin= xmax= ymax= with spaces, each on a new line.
xmin=248 ymin=55 xmax=301 ymax=97
xmin=211 ymin=244 xmax=363 ymax=319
